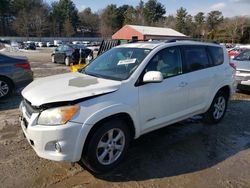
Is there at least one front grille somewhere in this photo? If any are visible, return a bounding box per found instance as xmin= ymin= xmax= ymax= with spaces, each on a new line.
xmin=22 ymin=99 xmax=40 ymax=117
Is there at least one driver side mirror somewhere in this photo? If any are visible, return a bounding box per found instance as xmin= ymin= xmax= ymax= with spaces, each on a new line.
xmin=143 ymin=71 xmax=163 ymax=83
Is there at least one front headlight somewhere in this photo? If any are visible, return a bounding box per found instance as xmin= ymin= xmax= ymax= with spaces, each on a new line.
xmin=38 ymin=105 xmax=80 ymax=125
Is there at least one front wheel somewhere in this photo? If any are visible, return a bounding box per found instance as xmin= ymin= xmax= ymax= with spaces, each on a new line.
xmin=80 ymin=119 xmax=130 ymax=174
xmin=203 ymin=91 xmax=228 ymax=124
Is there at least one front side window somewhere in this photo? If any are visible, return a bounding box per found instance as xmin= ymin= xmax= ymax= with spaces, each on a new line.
xmin=183 ymin=46 xmax=210 ymax=71
xmin=234 ymin=50 xmax=250 ymax=61
xmin=84 ymin=47 xmax=151 ymax=81
xmin=145 ymin=47 xmax=182 ymax=78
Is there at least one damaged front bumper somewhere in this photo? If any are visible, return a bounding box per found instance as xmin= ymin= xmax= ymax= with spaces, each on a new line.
xmin=19 ymin=100 xmax=83 ymax=162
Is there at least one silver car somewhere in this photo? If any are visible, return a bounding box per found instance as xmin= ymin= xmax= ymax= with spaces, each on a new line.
xmin=0 ymin=54 xmax=33 ymax=99
xmin=233 ymin=49 xmax=250 ymax=90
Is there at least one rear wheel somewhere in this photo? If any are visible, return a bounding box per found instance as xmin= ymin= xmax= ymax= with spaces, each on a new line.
xmin=0 ymin=77 xmax=12 ymax=99
xmin=65 ymin=57 xmax=70 ymax=66
xmin=203 ymin=91 xmax=228 ymax=124
xmin=80 ymin=119 xmax=130 ymax=174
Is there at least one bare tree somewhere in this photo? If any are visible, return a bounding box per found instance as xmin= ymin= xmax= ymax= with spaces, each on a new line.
xmin=223 ymin=16 xmax=247 ymax=43
xmin=30 ymin=6 xmax=49 ymax=37
xmin=12 ymin=10 xmax=30 ymax=37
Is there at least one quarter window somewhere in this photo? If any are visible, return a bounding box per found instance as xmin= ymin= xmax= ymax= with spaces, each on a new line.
xmin=207 ymin=46 xmax=224 ymax=65
xmin=183 ymin=46 xmax=209 ymax=71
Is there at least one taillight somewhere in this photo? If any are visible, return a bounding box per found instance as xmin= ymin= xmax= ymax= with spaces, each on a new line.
xmin=229 ymin=62 xmax=236 ymax=70
xmin=15 ymin=63 xmax=31 ymax=70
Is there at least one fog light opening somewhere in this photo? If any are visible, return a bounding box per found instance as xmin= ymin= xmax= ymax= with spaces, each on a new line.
xmin=55 ymin=142 xmax=62 ymax=153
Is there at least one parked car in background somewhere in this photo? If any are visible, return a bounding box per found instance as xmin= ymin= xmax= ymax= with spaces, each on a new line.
xmin=54 ymin=40 xmax=63 ymax=47
xmin=38 ymin=42 xmax=46 ymax=47
xmin=228 ymin=45 xmax=250 ymax=59
xmin=0 ymin=54 xmax=33 ymax=99
xmin=20 ymin=40 xmax=235 ymax=173
xmin=72 ymin=41 xmax=81 ymax=45
xmin=232 ymin=49 xmax=250 ymax=90
xmin=24 ymin=42 xmax=36 ymax=50
xmin=51 ymin=44 xmax=93 ymax=66
xmin=46 ymin=42 xmax=54 ymax=47
xmin=18 ymin=42 xmax=25 ymax=49
xmin=10 ymin=41 xmax=19 ymax=51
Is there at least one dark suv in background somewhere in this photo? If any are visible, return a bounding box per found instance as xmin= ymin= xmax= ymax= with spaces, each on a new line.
xmin=51 ymin=44 xmax=93 ymax=66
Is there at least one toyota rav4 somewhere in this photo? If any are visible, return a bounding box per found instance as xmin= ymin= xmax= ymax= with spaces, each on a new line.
xmin=20 ymin=40 xmax=236 ymax=173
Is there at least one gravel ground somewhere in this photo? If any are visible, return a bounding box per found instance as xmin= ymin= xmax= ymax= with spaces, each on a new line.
xmin=0 ymin=48 xmax=250 ymax=188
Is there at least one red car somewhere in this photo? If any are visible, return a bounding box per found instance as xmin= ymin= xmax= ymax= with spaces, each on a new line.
xmin=228 ymin=47 xmax=249 ymax=59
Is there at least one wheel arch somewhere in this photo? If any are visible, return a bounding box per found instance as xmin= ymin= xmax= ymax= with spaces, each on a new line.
xmin=205 ymin=84 xmax=231 ymax=113
xmin=0 ymin=75 xmax=15 ymax=88
xmin=81 ymin=112 xmax=136 ymax=155
xmin=218 ymin=85 xmax=231 ymax=100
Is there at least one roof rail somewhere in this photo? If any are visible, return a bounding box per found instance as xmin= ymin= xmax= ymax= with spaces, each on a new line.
xmin=165 ymin=38 xmax=220 ymax=44
xmin=128 ymin=39 xmax=156 ymax=43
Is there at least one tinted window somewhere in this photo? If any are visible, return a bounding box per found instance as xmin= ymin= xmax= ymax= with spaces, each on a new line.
xmin=183 ymin=46 xmax=209 ymax=71
xmin=56 ymin=46 xmax=63 ymax=52
xmin=145 ymin=47 xmax=182 ymax=78
xmin=234 ymin=50 xmax=250 ymax=61
xmin=63 ymin=45 xmax=72 ymax=51
xmin=207 ymin=46 xmax=224 ymax=65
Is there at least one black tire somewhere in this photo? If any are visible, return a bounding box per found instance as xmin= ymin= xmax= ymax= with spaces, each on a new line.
xmin=51 ymin=55 xmax=56 ymax=63
xmin=0 ymin=77 xmax=13 ymax=99
xmin=80 ymin=119 xmax=130 ymax=174
xmin=203 ymin=91 xmax=228 ymax=124
xmin=65 ymin=57 xmax=70 ymax=66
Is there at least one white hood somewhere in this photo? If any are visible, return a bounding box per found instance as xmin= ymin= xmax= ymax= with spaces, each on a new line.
xmin=22 ymin=72 xmax=121 ymax=106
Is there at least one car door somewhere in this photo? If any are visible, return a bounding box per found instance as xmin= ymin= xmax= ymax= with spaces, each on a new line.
xmin=138 ymin=46 xmax=189 ymax=133
xmin=181 ymin=45 xmax=215 ymax=112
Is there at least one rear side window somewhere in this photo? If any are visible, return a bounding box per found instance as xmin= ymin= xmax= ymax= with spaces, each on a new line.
xmin=183 ymin=46 xmax=210 ymax=71
xmin=207 ymin=46 xmax=224 ymax=65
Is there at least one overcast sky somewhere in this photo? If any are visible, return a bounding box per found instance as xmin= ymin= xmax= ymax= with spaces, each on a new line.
xmin=45 ymin=0 xmax=250 ymax=17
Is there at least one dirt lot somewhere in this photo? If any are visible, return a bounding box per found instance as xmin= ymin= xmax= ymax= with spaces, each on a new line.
xmin=0 ymin=48 xmax=250 ymax=188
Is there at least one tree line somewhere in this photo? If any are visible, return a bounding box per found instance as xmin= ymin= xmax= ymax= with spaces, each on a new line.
xmin=0 ymin=0 xmax=250 ymax=43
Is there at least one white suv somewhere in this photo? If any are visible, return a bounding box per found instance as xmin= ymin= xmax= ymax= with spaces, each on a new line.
xmin=20 ymin=40 xmax=236 ymax=173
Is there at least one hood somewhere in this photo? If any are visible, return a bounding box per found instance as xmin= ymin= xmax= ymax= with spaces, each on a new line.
xmin=232 ymin=60 xmax=250 ymax=71
xmin=22 ymin=72 xmax=121 ymax=106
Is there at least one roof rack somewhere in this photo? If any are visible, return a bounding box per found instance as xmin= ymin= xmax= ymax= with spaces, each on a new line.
xmin=165 ymin=38 xmax=220 ymax=44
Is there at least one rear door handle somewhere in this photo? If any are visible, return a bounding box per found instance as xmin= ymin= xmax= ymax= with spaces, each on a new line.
xmin=179 ymin=82 xmax=188 ymax=87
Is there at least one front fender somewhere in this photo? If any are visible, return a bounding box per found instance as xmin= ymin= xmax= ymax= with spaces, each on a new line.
xmin=72 ymin=104 xmax=140 ymax=161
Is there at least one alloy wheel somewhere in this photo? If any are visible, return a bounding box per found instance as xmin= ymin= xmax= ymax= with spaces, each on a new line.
xmin=213 ymin=96 xmax=226 ymax=120
xmin=0 ymin=80 xmax=9 ymax=98
xmin=96 ymin=128 xmax=125 ymax=165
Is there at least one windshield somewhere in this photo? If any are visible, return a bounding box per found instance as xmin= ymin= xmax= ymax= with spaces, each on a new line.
xmin=84 ymin=47 xmax=151 ymax=81
xmin=233 ymin=50 xmax=250 ymax=61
